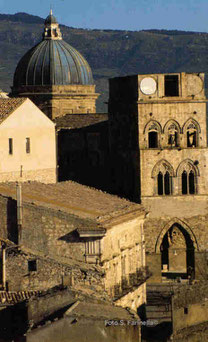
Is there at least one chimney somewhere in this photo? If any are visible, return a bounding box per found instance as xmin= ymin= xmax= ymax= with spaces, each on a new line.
xmin=16 ymin=182 xmax=23 ymax=244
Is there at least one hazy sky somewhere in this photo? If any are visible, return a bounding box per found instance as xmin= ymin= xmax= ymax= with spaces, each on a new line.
xmin=0 ymin=0 xmax=208 ymax=32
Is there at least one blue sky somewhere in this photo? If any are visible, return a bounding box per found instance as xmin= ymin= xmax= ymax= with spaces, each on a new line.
xmin=0 ymin=0 xmax=208 ymax=32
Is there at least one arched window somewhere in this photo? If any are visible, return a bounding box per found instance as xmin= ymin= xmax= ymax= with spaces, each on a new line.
xmin=164 ymin=120 xmax=181 ymax=148
xmin=177 ymin=160 xmax=198 ymax=195
xmin=167 ymin=124 xmax=179 ymax=147
xmin=164 ymin=171 xmax=171 ymax=195
xmin=149 ymin=131 xmax=158 ymax=148
xmin=158 ymin=172 xmax=163 ymax=195
xmin=157 ymin=171 xmax=172 ymax=195
xmin=187 ymin=126 xmax=197 ymax=147
xmin=145 ymin=121 xmax=161 ymax=149
xmin=189 ymin=170 xmax=195 ymax=194
xmin=152 ymin=160 xmax=174 ymax=196
xmin=183 ymin=120 xmax=200 ymax=148
xmin=182 ymin=171 xmax=188 ymax=194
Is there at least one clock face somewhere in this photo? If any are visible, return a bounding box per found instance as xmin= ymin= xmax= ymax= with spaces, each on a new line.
xmin=140 ymin=77 xmax=157 ymax=95
xmin=187 ymin=75 xmax=203 ymax=95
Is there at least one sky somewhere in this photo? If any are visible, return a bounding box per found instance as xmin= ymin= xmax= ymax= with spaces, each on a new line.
xmin=0 ymin=0 xmax=208 ymax=32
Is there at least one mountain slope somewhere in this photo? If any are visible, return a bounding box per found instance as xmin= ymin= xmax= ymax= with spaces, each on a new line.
xmin=0 ymin=12 xmax=208 ymax=111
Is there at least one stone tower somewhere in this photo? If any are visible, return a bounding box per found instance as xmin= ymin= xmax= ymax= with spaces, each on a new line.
xmin=109 ymin=72 xmax=208 ymax=283
xmin=109 ymin=72 xmax=208 ymax=201
xmin=11 ymin=11 xmax=99 ymax=119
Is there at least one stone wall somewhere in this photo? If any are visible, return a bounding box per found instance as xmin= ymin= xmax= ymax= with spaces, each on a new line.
xmin=172 ymin=282 xmax=208 ymax=333
xmin=6 ymin=248 xmax=106 ymax=296
xmin=21 ymin=203 xmax=87 ymax=262
xmin=57 ymin=121 xmax=110 ymax=191
xmin=108 ymin=72 xmax=208 ymax=201
xmin=13 ymin=85 xmax=99 ymax=119
xmin=141 ymin=196 xmax=208 ymax=282
xmin=0 ymin=168 xmax=56 ymax=184
xmin=101 ymin=215 xmax=147 ymax=309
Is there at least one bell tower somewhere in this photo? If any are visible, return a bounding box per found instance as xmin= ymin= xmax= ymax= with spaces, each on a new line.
xmin=108 ymin=72 xmax=208 ymax=201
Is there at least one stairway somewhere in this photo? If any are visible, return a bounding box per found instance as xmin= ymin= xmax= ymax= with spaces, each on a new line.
xmin=146 ymin=284 xmax=173 ymax=324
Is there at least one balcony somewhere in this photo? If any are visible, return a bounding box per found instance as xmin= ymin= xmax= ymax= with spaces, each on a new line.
xmin=111 ymin=266 xmax=152 ymax=301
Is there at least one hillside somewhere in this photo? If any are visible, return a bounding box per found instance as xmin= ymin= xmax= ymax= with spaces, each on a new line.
xmin=1 ymin=12 xmax=208 ymax=111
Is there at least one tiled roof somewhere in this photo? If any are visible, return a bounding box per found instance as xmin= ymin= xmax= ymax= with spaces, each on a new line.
xmin=66 ymin=301 xmax=134 ymax=320
xmin=54 ymin=113 xmax=108 ymax=129
xmin=0 ymin=98 xmax=26 ymax=124
xmin=0 ymin=181 xmax=143 ymax=221
xmin=0 ymin=290 xmax=41 ymax=306
xmin=0 ymin=91 xmax=9 ymax=98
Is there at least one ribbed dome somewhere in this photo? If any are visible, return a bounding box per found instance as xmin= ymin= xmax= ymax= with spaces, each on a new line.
xmin=13 ymin=12 xmax=94 ymax=87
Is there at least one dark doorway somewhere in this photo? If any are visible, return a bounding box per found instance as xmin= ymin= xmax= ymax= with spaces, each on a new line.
xmin=148 ymin=131 xmax=158 ymax=148
xmin=160 ymin=223 xmax=195 ymax=280
xmin=165 ymin=75 xmax=179 ymax=96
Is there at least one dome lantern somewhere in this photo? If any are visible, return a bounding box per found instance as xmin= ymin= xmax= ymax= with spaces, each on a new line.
xmin=43 ymin=10 xmax=62 ymax=40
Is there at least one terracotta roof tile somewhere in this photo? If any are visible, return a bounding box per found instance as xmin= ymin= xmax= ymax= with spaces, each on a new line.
xmin=0 ymin=97 xmax=26 ymax=123
xmin=0 ymin=98 xmax=27 ymax=124
xmin=0 ymin=181 xmax=143 ymax=221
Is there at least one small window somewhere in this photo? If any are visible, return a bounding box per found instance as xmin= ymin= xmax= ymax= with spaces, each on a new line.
xmin=158 ymin=172 xmax=163 ymax=195
xmin=28 ymin=260 xmax=37 ymax=272
xmin=189 ymin=171 xmax=195 ymax=194
xmin=26 ymin=138 xmax=30 ymax=154
xmin=182 ymin=170 xmax=196 ymax=195
xmin=187 ymin=131 xmax=197 ymax=147
xmin=184 ymin=307 xmax=188 ymax=315
xmin=9 ymin=138 xmax=13 ymax=155
xmin=86 ymin=240 xmax=100 ymax=255
xmin=182 ymin=171 xmax=188 ymax=194
xmin=157 ymin=171 xmax=172 ymax=196
xmin=164 ymin=171 xmax=171 ymax=195
xmin=165 ymin=75 xmax=179 ymax=97
xmin=148 ymin=131 xmax=158 ymax=148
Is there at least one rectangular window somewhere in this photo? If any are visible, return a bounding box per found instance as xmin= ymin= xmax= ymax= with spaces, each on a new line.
xmin=86 ymin=240 xmax=100 ymax=255
xmin=9 ymin=138 xmax=13 ymax=155
xmin=165 ymin=75 xmax=179 ymax=96
xmin=28 ymin=260 xmax=37 ymax=272
xmin=26 ymin=137 xmax=30 ymax=154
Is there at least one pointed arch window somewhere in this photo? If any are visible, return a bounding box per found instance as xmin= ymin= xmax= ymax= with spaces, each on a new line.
xmin=149 ymin=131 xmax=158 ymax=148
xmin=164 ymin=171 xmax=171 ymax=195
xmin=152 ymin=160 xmax=174 ymax=196
xmin=157 ymin=171 xmax=172 ymax=195
xmin=158 ymin=172 xmax=163 ymax=195
xmin=182 ymin=171 xmax=188 ymax=194
xmin=186 ymin=122 xmax=198 ymax=147
xmin=189 ymin=170 xmax=195 ymax=194
xmin=145 ymin=121 xmax=161 ymax=149
xmin=181 ymin=169 xmax=196 ymax=195
xmin=167 ymin=124 xmax=179 ymax=147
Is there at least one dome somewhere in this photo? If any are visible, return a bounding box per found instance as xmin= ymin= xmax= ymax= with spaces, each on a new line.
xmin=13 ymin=12 xmax=94 ymax=87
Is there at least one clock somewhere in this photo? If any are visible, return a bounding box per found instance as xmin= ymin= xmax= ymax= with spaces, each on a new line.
xmin=140 ymin=77 xmax=157 ymax=95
